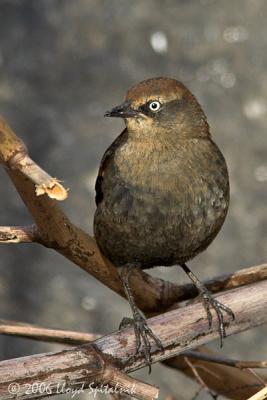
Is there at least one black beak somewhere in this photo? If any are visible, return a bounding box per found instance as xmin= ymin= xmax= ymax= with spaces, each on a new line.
xmin=104 ymin=101 xmax=138 ymax=118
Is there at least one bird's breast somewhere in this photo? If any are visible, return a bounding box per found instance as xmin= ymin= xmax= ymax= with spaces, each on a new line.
xmin=98 ymin=137 xmax=228 ymax=239
xmin=94 ymin=137 xmax=229 ymax=267
xmin=113 ymin=139 xmax=183 ymax=192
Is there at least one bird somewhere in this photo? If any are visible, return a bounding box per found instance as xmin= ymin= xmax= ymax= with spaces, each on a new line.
xmin=94 ymin=77 xmax=234 ymax=370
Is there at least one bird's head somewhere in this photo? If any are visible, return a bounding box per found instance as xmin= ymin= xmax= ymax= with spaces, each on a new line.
xmin=105 ymin=77 xmax=210 ymax=140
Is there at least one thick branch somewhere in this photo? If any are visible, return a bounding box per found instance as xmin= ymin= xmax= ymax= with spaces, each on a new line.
xmin=0 ymin=343 xmax=157 ymax=400
xmin=0 ymin=281 xmax=267 ymax=399
xmin=2 ymin=320 xmax=265 ymax=400
xmin=3 ymin=319 xmax=266 ymax=371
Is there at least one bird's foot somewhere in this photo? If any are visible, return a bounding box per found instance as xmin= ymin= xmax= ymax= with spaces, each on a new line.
xmin=119 ymin=317 xmax=134 ymax=330
xmin=200 ymin=289 xmax=235 ymax=347
xmin=119 ymin=313 xmax=163 ymax=373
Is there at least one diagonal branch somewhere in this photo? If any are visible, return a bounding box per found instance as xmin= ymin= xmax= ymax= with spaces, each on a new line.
xmin=0 ymin=117 xmax=177 ymax=313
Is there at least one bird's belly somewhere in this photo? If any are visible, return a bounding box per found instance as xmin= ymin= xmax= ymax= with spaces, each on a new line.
xmin=94 ymin=179 xmax=228 ymax=268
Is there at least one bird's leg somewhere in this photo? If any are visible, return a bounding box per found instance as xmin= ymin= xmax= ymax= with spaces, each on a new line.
xmin=180 ymin=263 xmax=235 ymax=347
xmin=119 ymin=264 xmax=163 ymax=372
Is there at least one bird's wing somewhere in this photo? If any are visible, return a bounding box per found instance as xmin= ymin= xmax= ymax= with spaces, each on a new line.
xmin=95 ymin=128 xmax=127 ymax=206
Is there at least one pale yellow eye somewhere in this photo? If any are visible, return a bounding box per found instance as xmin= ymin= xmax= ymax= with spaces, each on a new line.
xmin=149 ymin=101 xmax=161 ymax=112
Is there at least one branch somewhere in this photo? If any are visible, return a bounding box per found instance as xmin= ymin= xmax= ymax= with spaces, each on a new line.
xmin=0 ymin=281 xmax=267 ymax=399
xmin=184 ymin=356 xmax=217 ymax=399
xmin=3 ymin=318 xmax=266 ymax=371
xmin=0 ymin=319 xmax=99 ymax=345
xmin=0 ymin=226 xmax=40 ymax=244
xmin=0 ymin=344 xmax=158 ymax=400
xmin=164 ymin=348 xmax=266 ymax=400
xmin=182 ymin=350 xmax=267 ymax=369
xmin=247 ymin=387 xmax=267 ymax=400
xmin=0 ymin=119 xmax=67 ymax=201
xmin=168 ymin=263 xmax=267 ymax=307
xmin=2 ymin=319 xmax=265 ymax=400
xmin=0 ymin=117 xmax=178 ymax=313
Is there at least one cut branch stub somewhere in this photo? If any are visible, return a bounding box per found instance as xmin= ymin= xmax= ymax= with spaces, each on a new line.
xmin=9 ymin=153 xmax=68 ymax=201
xmin=0 ymin=117 xmax=68 ymax=201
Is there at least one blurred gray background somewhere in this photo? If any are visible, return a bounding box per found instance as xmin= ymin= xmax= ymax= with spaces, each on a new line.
xmin=0 ymin=0 xmax=266 ymax=399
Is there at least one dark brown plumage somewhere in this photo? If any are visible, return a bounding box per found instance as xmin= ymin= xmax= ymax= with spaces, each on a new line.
xmin=94 ymin=77 xmax=234 ymax=370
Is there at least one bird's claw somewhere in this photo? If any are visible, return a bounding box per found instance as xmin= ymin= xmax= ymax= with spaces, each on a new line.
xmin=201 ymin=290 xmax=235 ymax=347
xmin=119 ymin=313 xmax=163 ymax=373
xmin=119 ymin=317 xmax=134 ymax=330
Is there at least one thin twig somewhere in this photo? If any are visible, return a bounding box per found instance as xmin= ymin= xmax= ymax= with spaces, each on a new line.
xmin=191 ymin=387 xmax=202 ymax=400
xmin=246 ymin=369 xmax=267 ymax=387
xmin=182 ymin=351 xmax=267 ymax=369
xmin=0 ymin=319 xmax=99 ymax=344
xmin=0 ymin=225 xmax=40 ymax=244
xmin=165 ymin=347 xmax=266 ymax=400
xmin=184 ymin=357 xmax=217 ymax=399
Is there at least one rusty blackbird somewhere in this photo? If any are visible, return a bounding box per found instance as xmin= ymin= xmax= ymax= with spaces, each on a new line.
xmin=94 ymin=77 xmax=234 ymax=370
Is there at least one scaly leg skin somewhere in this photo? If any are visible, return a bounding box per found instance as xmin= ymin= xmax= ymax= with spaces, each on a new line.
xmin=181 ymin=263 xmax=235 ymax=347
xmin=119 ymin=265 xmax=164 ymax=373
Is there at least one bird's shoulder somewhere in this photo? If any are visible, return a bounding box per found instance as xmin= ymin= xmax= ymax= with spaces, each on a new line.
xmin=95 ymin=128 xmax=128 ymax=206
